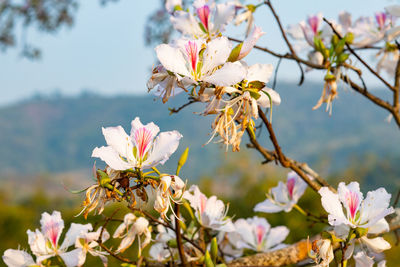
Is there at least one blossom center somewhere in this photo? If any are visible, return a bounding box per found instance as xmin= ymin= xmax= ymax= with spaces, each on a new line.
xmin=345 ymin=191 xmax=360 ymax=220
xmin=197 ymin=5 xmax=210 ymax=31
xmin=287 ymin=177 xmax=296 ymax=199
xmin=375 ymin=12 xmax=387 ymax=30
xmin=199 ymin=193 xmax=207 ymax=214
xmin=308 ymin=15 xmax=320 ymax=35
xmin=185 ymin=41 xmax=198 ymax=74
xmin=255 ymin=224 xmax=266 ymax=247
xmin=43 ymin=220 xmax=60 ymax=247
xmin=134 ymin=127 xmax=153 ymax=160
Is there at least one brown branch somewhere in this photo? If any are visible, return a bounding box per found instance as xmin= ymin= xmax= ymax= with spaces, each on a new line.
xmin=341 ymin=74 xmax=400 ymax=127
xmin=174 ymin=204 xmax=188 ymax=266
xmin=228 ymin=214 xmax=400 ymax=266
xmin=169 ymin=99 xmax=197 ymax=114
xmin=256 ymin=106 xmax=335 ymax=192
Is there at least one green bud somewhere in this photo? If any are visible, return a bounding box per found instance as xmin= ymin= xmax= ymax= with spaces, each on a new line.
xmin=331 ymin=35 xmax=339 ymax=46
xmin=176 ymin=147 xmax=189 ymax=175
xmin=97 ymin=170 xmax=111 ymax=187
xmin=210 ymin=237 xmax=218 ymax=263
xmin=345 ymin=32 xmax=354 ymax=44
xmin=322 ymin=48 xmax=330 ymax=59
xmin=183 ymin=201 xmax=195 ymax=220
xmin=204 ymin=250 xmax=215 ymax=267
xmin=167 ymin=239 xmax=178 ymax=248
xmin=324 ymin=73 xmax=336 ymax=82
xmin=227 ymin=43 xmax=243 ymax=62
xmin=173 ymin=5 xmax=183 ymax=11
xmin=246 ymin=4 xmax=256 ymax=13
xmin=335 ymin=39 xmax=346 ymax=55
xmin=337 ymin=53 xmax=349 ymax=64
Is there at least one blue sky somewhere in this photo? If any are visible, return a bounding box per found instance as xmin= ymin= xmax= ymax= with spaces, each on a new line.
xmin=0 ymin=0 xmax=396 ymax=106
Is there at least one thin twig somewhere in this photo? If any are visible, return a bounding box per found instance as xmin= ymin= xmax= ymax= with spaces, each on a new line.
xmin=174 ymin=204 xmax=188 ymax=266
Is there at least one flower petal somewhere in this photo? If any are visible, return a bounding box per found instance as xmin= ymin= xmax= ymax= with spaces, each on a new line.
xmin=201 ymin=37 xmax=232 ymax=75
xmin=319 ymin=187 xmax=347 ymax=226
xmin=143 ymin=131 xmax=183 ymax=168
xmin=155 ymin=44 xmax=191 ymax=77
xmin=60 ymin=223 xmax=93 ymax=250
xmin=354 ymin=251 xmax=374 ymax=267
xmin=360 ymin=236 xmax=391 ymax=253
xmin=213 ymin=2 xmax=236 ymax=33
xmin=102 ymin=126 xmax=131 ymax=159
xmin=92 ymin=146 xmax=133 ymax=170
xmin=265 ymin=226 xmax=289 ymax=249
xmin=130 ymin=117 xmax=160 ymax=138
xmin=246 ymin=64 xmax=273 ymax=84
xmin=60 ymin=248 xmax=81 ymax=267
xmin=170 ymin=11 xmax=204 ymax=37
xmin=257 ymin=88 xmax=281 ymax=108
xmin=359 ymin=187 xmax=394 ymax=228
xmin=40 ymin=211 xmax=64 ymax=248
xmin=2 ymin=249 xmax=36 ymax=267
xmin=203 ymin=62 xmax=246 ymax=86
xmin=253 ymin=199 xmax=284 ymax=213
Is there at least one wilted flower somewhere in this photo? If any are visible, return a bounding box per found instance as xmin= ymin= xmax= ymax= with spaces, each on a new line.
xmin=308 ymin=238 xmax=334 ymax=267
xmin=27 ymin=211 xmax=92 ymax=266
xmin=154 ymin=175 xmax=186 ymax=219
xmin=254 ymin=171 xmax=307 ymax=213
xmin=312 ymin=73 xmax=338 ymax=115
xmin=92 ymin=117 xmax=182 ymax=170
xmin=227 ymin=216 xmax=289 ymax=253
xmin=319 ymin=182 xmax=394 ymax=253
xmin=79 ymin=167 xmax=122 ymax=219
xmin=183 ymin=185 xmax=234 ymax=231
xmin=113 ymin=213 xmax=152 ymax=255
xmin=147 ymin=65 xmax=189 ymax=103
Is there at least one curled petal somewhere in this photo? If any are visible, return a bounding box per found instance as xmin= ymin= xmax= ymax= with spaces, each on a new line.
xmin=92 ymin=146 xmax=132 ymax=171
xmin=203 ymin=62 xmax=247 ymax=86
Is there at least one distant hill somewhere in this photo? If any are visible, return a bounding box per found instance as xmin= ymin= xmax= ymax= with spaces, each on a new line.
xmin=0 ymin=82 xmax=399 ymax=181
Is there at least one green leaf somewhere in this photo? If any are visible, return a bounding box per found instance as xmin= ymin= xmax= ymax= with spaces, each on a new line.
xmin=248 ymin=81 xmax=265 ymax=89
xmin=228 ymin=43 xmax=243 ymax=62
xmin=337 ymin=53 xmax=349 ymax=64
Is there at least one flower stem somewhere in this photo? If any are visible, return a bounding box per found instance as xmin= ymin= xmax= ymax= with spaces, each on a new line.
xmin=293 ymin=204 xmax=308 ymax=216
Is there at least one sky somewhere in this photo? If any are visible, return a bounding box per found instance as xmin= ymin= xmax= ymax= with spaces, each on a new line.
xmin=0 ymin=0 xmax=397 ymax=106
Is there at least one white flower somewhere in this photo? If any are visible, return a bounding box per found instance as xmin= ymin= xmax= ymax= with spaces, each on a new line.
xmin=149 ymin=224 xmax=177 ymax=262
xmin=386 ymin=5 xmax=400 ymax=41
xmin=92 ymin=117 xmax=182 ymax=170
xmin=308 ymin=239 xmax=334 ymax=267
xmin=2 ymin=249 xmax=36 ymax=267
xmin=165 ymin=0 xmax=182 ymax=13
xmin=183 ymin=185 xmax=234 ymax=232
xmin=155 ymin=37 xmax=247 ymax=87
xmin=254 ymin=171 xmax=307 ymax=213
xmin=227 ymin=216 xmax=289 ymax=253
xmin=170 ymin=0 xmax=236 ymax=38
xmin=27 ymin=211 xmax=92 ymax=267
xmin=319 ymin=182 xmax=394 ymax=254
xmin=74 ymin=227 xmax=110 ymax=266
xmin=113 ymin=213 xmax=151 ymax=255
xmin=154 ymin=175 xmax=186 ymax=219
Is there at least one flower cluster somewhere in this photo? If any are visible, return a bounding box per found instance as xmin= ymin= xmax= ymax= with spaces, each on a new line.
xmin=148 ymin=0 xmax=281 ymax=151
xmin=3 ymin=211 xmax=109 ymax=267
xmin=287 ymin=7 xmax=400 ymax=114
